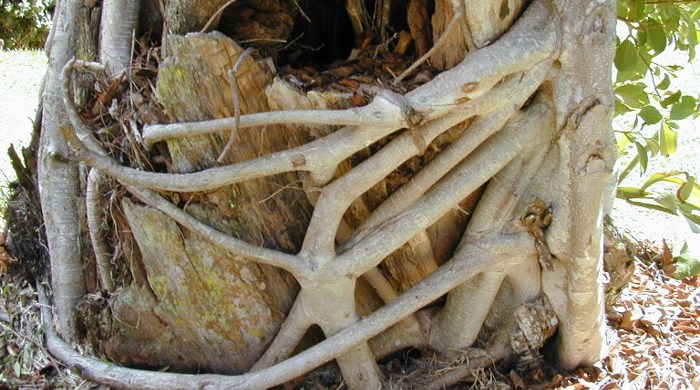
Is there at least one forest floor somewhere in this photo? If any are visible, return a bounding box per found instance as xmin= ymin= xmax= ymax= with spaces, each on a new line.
xmin=0 ymin=49 xmax=698 ymax=389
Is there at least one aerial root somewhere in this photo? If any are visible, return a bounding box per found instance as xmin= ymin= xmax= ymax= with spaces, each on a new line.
xmin=39 ymin=233 xmax=531 ymax=389
xmin=217 ymin=47 xmax=253 ymax=163
xmin=251 ymin=297 xmax=312 ymax=371
xmin=60 ymin=59 xmax=109 ymax=155
xmin=86 ymin=169 xmax=115 ymax=293
xmin=121 ymin=184 xmax=309 ymax=278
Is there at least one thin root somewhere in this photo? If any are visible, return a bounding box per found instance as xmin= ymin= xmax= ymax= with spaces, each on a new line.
xmin=217 ymin=47 xmax=254 ymax=163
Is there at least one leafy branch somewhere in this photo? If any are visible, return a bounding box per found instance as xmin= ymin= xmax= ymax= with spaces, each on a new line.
xmin=614 ymin=0 xmax=700 ymax=232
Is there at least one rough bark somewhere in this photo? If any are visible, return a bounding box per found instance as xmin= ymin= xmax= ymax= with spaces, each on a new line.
xmin=106 ymin=32 xmax=315 ymax=372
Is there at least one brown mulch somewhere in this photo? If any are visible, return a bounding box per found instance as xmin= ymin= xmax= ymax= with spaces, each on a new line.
xmin=597 ymin=260 xmax=699 ymax=389
xmin=539 ymin=251 xmax=700 ymax=390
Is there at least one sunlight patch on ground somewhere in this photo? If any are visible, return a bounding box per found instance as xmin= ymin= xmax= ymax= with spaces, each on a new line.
xmin=0 ymin=49 xmax=47 ymax=183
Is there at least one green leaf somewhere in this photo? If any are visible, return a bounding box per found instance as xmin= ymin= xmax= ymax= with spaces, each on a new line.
xmin=617 ymin=186 xmax=647 ymax=198
xmin=617 ymin=1 xmax=630 ymax=19
xmin=615 ymin=132 xmax=632 ymax=152
xmin=635 ymin=0 xmax=645 ymax=20
xmin=669 ymin=95 xmax=697 ymax=120
xmin=615 ymin=40 xmax=638 ymax=72
xmin=645 ymin=137 xmax=660 ymax=157
xmin=685 ymin=19 xmax=698 ymax=61
xmin=639 ymin=105 xmax=663 ymax=124
xmin=659 ymin=121 xmax=678 ymax=156
xmin=661 ymin=6 xmax=681 ymax=31
xmin=647 ymin=21 xmax=667 ymax=53
xmin=637 ymin=28 xmax=648 ymax=47
xmin=675 ymin=240 xmax=700 ymax=279
xmin=655 ymin=194 xmax=679 ymax=212
xmin=678 ymin=176 xmax=695 ymax=202
xmin=639 ymin=172 xmax=700 ymax=203
xmin=661 ymin=90 xmax=681 ymax=108
xmin=657 ymin=74 xmax=671 ymax=90
xmin=615 ymin=99 xmax=635 ymax=116
xmin=615 ymin=83 xmax=650 ymax=108
xmin=640 ymin=172 xmax=675 ymax=191
xmin=635 ymin=142 xmax=648 ymax=172
xmin=692 ymin=4 xmax=700 ymax=21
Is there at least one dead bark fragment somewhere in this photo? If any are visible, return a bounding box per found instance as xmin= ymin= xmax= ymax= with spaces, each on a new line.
xmin=603 ymin=216 xmax=636 ymax=309
xmin=430 ymin=0 xmax=468 ymax=70
xmin=218 ymin=0 xmax=297 ymax=50
xmin=408 ymin=0 xmax=431 ymax=56
xmin=165 ymin=0 xmax=232 ymax=34
xmin=108 ymin=31 xmax=315 ymax=372
xmin=120 ymin=200 xmax=284 ymax=373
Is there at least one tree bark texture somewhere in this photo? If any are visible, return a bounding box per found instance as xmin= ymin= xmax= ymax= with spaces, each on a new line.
xmin=38 ymin=0 xmax=90 ymax=342
xmin=35 ymin=0 xmax=617 ymax=387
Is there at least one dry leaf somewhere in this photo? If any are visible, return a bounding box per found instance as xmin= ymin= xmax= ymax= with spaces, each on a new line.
xmin=619 ymin=309 xmax=641 ymax=331
xmin=509 ymin=370 xmax=525 ymax=389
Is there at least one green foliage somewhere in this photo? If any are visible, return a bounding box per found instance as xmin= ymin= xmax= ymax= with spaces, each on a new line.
xmin=674 ymin=239 xmax=700 ymax=278
xmin=615 ymin=0 xmax=700 ymax=276
xmin=0 ymin=0 xmax=54 ymax=50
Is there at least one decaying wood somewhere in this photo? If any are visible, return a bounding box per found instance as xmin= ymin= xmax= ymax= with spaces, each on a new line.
xmin=217 ymin=0 xmax=296 ymax=49
xmin=165 ymin=0 xmax=232 ymax=34
xmin=74 ymin=0 xmax=100 ymax=107
xmin=346 ymin=0 xmax=371 ymax=38
xmin=108 ymin=32 xmax=317 ymax=371
xmin=426 ymin=296 xmax=558 ymax=389
xmin=120 ymin=199 xmax=290 ymax=372
xmin=408 ymin=0 xmax=431 ymax=56
xmin=430 ymin=0 xmax=469 ymax=70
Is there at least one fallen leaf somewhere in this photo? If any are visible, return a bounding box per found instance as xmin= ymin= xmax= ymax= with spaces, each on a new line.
xmin=620 ymin=309 xmax=641 ymax=331
xmin=509 ymin=370 xmax=525 ymax=389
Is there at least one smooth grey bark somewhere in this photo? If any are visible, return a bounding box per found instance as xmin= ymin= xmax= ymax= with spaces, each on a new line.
xmin=534 ymin=0 xmax=617 ymax=367
xmin=86 ymin=0 xmax=140 ymax=294
xmin=38 ymin=0 xmax=86 ymax=341
xmin=99 ymin=0 xmax=140 ymax=77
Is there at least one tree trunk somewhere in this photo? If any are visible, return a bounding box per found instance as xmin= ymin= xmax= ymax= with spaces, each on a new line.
xmin=27 ymin=0 xmax=616 ymax=387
